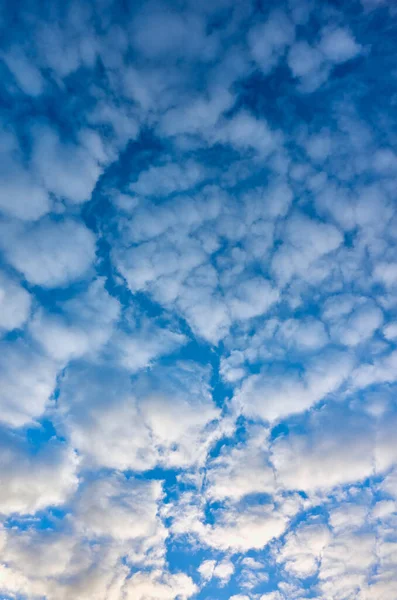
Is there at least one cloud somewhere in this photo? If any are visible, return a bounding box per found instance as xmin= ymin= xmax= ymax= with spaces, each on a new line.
xmin=123 ymin=570 xmax=197 ymax=600
xmin=318 ymin=27 xmax=362 ymax=64
xmin=74 ymin=474 xmax=166 ymax=558
xmin=214 ymin=110 xmax=281 ymax=156
xmin=206 ymin=426 xmax=275 ymax=501
xmin=1 ymin=1 xmax=397 ymax=598
xmin=286 ymin=26 xmax=362 ymax=92
xmin=198 ymin=558 xmax=235 ymax=586
xmin=276 ymin=520 xmax=331 ymax=578
xmin=0 ymin=340 xmax=58 ymax=427
xmin=113 ymin=325 xmax=186 ymax=373
xmin=2 ymin=47 xmax=44 ymax=96
xmin=248 ymin=10 xmax=295 ymax=75
xmin=0 ymin=127 xmax=51 ymax=221
xmin=30 ymin=278 xmax=120 ymax=363
xmin=59 ymin=361 xmax=221 ymax=471
xmin=272 ymin=213 xmax=343 ymax=286
xmin=0 ymin=217 xmax=96 ymax=287
xmin=131 ymin=2 xmax=217 ymax=61
xmin=0 ymin=430 xmax=78 ymax=515
xmin=0 ymin=270 xmax=31 ymax=333
xmin=130 ymin=160 xmax=206 ymax=197
xmin=31 ymin=124 xmax=103 ymax=204
xmin=271 ymin=403 xmax=397 ymax=492
xmin=323 ymin=295 xmax=384 ymax=347
xmin=203 ymin=503 xmax=288 ymax=552
xmin=235 ymin=350 xmax=353 ymax=423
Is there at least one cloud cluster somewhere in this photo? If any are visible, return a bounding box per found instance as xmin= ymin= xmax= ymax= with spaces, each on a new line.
xmin=1 ymin=0 xmax=397 ymax=598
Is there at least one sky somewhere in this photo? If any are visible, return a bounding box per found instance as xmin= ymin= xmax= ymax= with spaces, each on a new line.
xmin=0 ymin=0 xmax=397 ymax=598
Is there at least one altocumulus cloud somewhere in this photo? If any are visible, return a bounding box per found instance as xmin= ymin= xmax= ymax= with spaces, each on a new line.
xmin=0 ymin=0 xmax=397 ymax=599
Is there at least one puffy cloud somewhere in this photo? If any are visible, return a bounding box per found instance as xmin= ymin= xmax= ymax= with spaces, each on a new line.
xmin=198 ymin=559 xmax=235 ymax=586
xmin=30 ymin=278 xmax=120 ymax=363
xmin=352 ymin=349 xmax=397 ymax=389
xmin=0 ymin=340 xmax=58 ymax=427
xmin=276 ymin=521 xmax=331 ymax=578
xmin=0 ymin=430 xmax=78 ymax=515
xmin=113 ymin=325 xmax=186 ymax=373
xmin=272 ymin=213 xmax=343 ymax=286
xmin=0 ymin=217 xmax=96 ymax=287
xmin=323 ymin=295 xmax=383 ymax=347
xmin=287 ymin=40 xmax=324 ymax=79
xmin=204 ymin=504 xmax=288 ymax=552
xmin=59 ymin=362 xmax=221 ymax=471
xmin=130 ymin=160 xmax=206 ymax=197
xmin=74 ymin=474 xmax=166 ymax=558
xmin=0 ymin=270 xmax=31 ymax=333
xmin=214 ymin=110 xmax=281 ymax=156
xmin=287 ymin=26 xmax=362 ymax=92
xmin=249 ymin=10 xmax=295 ymax=75
xmin=123 ymin=569 xmax=197 ymax=600
xmin=2 ymin=1 xmax=397 ymax=598
xmin=228 ymin=277 xmax=279 ymax=320
xmin=2 ymin=47 xmax=44 ymax=96
xmin=319 ymin=27 xmax=362 ymax=64
xmin=271 ymin=404 xmax=397 ymax=492
xmin=206 ymin=426 xmax=275 ymax=501
xmin=0 ymin=528 xmax=129 ymax=600
xmin=0 ymin=127 xmax=51 ymax=221
xmin=235 ymin=350 xmax=353 ymax=423
xmin=131 ymin=2 xmax=217 ymax=61
xmin=31 ymin=124 xmax=102 ymax=204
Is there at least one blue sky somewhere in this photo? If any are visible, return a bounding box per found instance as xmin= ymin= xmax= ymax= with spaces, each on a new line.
xmin=1 ymin=0 xmax=397 ymax=598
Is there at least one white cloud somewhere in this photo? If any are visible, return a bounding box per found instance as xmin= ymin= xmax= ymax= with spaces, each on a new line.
xmin=270 ymin=405 xmax=386 ymax=492
xmin=0 ymin=528 xmax=129 ymax=600
xmin=31 ymin=124 xmax=102 ymax=204
xmin=206 ymin=426 xmax=275 ymax=501
xmin=113 ymin=326 xmax=186 ymax=373
xmin=130 ymin=160 xmax=206 ymax=197
xmin=123 ymin=569 xmax=198 ymax=600
xmin=383 ymin=321 xmax=397 ymax=340
xmin=0 ymin=432 xmax=78 ymax=515
xmin=2 ymin=47 xmax=44 ymax=96
xmin=277 ymin=521 xmax=331 ymax=578
xmin=323 ymin=296 xmax=384 ymax=347
xmin=0 ymin=217 xmax=96 ymax=287
xmin=249 ymin=11 xmax=295 ymax=74
xmin=373 ymin=261 xmax=397 ymax=288
xmin=287 ymin=27 xmax=362 ymax=92
xmin=215 ymin=110 xmax=281 ymax=156
xmin=198 ymin=559 xmax=235 ymax=586
xmin=0 ymin=270 xmax=31 ymax=333
xmin=352 ymin=349 xmax=397 ymax=389
xmin=287 ymin=40 xmax=329 ymax=92
xmin=287 ymin=40 xmax=324 ymax=78
xmin=272 ymin=213 xmax=343 ymax=286
xmin=204 ymin=504 xmax=288 ymax=552
xmin=30 ymin=278 xmax=120 ymax=363
xmin=235 ymin=350 xmax=353 ymax=423
xmin=60 ymin=362 xmax=221 ymax=471
xmin=228 ymin=277 xmax=279 ymax=320
xmin=0 ymin=340 xmax=58 ymax=427
xmin=0 ymin=127 xmax=51 ymax=220
xmin=131 ymin=3 xmax=217 ymax=61
xmin=74 ymin=474 xmax=165 ymax=553
xmin=318 ymin=27 xmax=362 ymax=64
xmin=198 ymin=559 xmax=216 ymax=582
xmin=1 ymin=4 xmax=397 ymax=600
